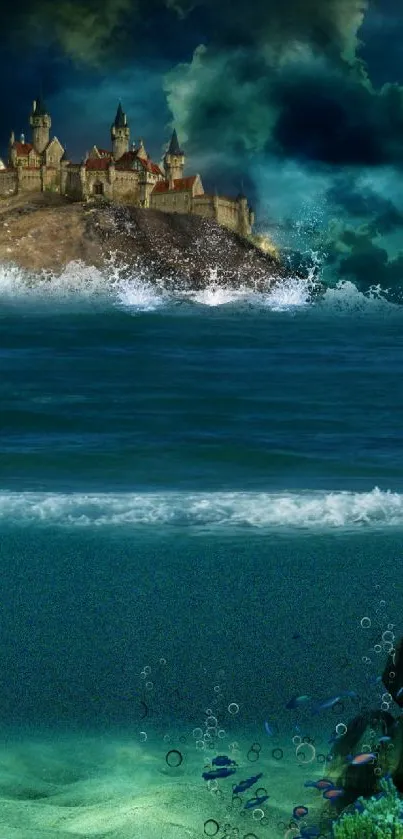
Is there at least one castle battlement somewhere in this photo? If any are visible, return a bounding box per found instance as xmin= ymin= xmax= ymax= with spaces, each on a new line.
xmin=0 ymin=98 xmax=254 ymax=237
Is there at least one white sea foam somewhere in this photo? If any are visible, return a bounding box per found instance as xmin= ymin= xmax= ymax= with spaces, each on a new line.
xmin=1 ymin=487 xmax=403 ymax=530
xmin=0 ymin=259 xmax=400 ymax=315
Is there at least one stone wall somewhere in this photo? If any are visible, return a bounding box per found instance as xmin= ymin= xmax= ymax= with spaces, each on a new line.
xmin=41 ymin=166 xmax=61 ymax=192
xmin=85 ymin=172 xmax=114 ymax=201
xmin=111 ymin=171 xmax=139 ymax=203
xmin=150 ymin=189 xmax=193 ymax=213
xmin=0 ymin=171 xmax=17 ymax=197
xmin=215 ymin=198 xmax=242 ymax=233
xmin=18 ymin=168 xmax=42 ymax=192
xmin=191 ymin=195 xmax=216 ymax=219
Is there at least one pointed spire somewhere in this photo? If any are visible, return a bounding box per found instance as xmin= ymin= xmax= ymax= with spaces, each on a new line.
xmin=137 ymin=139 xmax=147 ymax=160
xmin=32 ymin=96 xmax=48 ymax=117
xmin=114 ymin=102 xmax=127 ymax=128
xmin=167 ymin=129 xmax=183 ymax=156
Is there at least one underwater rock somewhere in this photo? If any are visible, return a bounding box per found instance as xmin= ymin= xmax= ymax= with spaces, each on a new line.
xmin=0 ymin=193 xmax=299 ymax=290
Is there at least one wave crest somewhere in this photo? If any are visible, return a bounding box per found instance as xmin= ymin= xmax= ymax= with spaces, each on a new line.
xmin=1 ymin=488 xmax=402 ymax=530
xmin=0 ymin=259 xmax=399 ymax=315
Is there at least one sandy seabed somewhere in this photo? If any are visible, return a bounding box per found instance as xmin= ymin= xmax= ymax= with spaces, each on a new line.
xmin=0 ymin=729 xmax=331 ymax=839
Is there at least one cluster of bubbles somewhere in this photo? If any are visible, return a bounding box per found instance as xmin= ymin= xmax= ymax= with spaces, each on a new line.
xmin=137 ymin=657 xmax=168 ymax=741
xmin=192 ymin=703 xmax=237 ymax=753
xmin=359 ymin=593 xmax=397 ymax=712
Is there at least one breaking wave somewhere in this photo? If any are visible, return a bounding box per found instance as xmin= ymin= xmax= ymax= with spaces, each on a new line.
xmin=2 ymin=487 xmax=403 ymax=530
xmin=0 ymin=259 xmax=400 ymax=315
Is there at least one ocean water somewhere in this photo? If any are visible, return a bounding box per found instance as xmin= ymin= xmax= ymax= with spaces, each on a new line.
xmin=1 ymin=261 xmax=403 ymax=838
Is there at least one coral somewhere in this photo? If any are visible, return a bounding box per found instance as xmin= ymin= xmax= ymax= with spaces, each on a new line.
xmin=333 ymin=777 xmax=403 ymax=839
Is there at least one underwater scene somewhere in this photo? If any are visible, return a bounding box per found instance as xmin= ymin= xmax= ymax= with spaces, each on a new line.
xmin=1 ymin=265 xmax=403 ymax=839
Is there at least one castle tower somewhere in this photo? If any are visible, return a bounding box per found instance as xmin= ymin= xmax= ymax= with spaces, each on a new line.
xmin=164 ymin=129 xmax=185 ymax=187
xmin=29 ymin=97 xmax=51 ymax=154
xmin=111 ymin=103 xmax=130 ymax=161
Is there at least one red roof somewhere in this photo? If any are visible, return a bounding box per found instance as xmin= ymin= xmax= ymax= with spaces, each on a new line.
xmin=96 ymin=148 xmax=111 ymax=157
xmin=116 ymin=150 xmax=139 ymax=165
xmin=115 ymin=152 xmax=164 ymax=176
xmin=147 ymin=161 xmax=164 ymax=176
xmin=152 ymin=176 xmax=197 ymax=194
xmin=13 ymin=142 xmax=34 ymax=156
xmin=85 ymin=158 xmax=110 ymax=170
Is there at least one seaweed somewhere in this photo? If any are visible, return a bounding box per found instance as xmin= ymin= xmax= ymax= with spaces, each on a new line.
xmin=333 ymin=776 xmax=403 ymax=838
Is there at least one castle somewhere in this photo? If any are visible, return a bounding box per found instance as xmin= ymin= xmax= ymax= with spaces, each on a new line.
xmin=0 ymin=98 xmax=254 ymax=237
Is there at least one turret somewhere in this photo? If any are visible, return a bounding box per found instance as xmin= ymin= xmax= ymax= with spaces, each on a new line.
xmin=111 ymin=103 xmax=130 ymax=161
xmin=163 ymin=129 xmax=185 ymax=187
xmin=137 ymin=139 xmax=147 ymax=161
xmin=29 ymin=97 xmax=51 ymax=154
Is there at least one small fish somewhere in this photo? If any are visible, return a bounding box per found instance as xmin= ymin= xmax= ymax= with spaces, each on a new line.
xmin=346 ymin=752 xmax=377 ymax=766
xmin=368 ymin=675 xmax=382 ymax=685
xmin=293 ymin=805 xmax=308 ymax=819
xmin=312 ymin=692 xmax=357 ymax=714
xmin=378 ymin=736 xmax=391 ymax=745
xmin=397 ymin=687 xmax=403 ymax=699
xmin=212 ymin=755 xmax=236 ymax=767
xmin=202 ymin=767 xmax=236 ymax=781
xmin=323 ymin=788 xmax=344 ymax=802
xmin=264 ymin=720 xmax=274 ymax=736
xmin=304 ymin=779 xmax=334 ymax=792
xmin=244 ymin=794 xmax=269 ymax=810
xmin=312 ymin=695 xmax=342 ymax=714
xmin=233 ymin=772 xmax=263 ymax=795
xmin=286 ymin=695 xmax=311 ymax=710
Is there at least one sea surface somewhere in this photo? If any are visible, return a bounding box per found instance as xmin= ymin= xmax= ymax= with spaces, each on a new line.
xmin=0 ymin=262 xmax=402 ymax=837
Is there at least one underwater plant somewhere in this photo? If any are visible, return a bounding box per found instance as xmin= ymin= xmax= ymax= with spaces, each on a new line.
xmin=333 ymin=776 xmax=403 ymax=838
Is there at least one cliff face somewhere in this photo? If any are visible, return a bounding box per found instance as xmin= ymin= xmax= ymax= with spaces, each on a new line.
xmin=0 ymin=193 xmax=288 ymax=289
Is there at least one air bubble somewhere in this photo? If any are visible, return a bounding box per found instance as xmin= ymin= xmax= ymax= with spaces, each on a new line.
xmin=336 ymin=723 xmax=347 ymax=736
xmin=196 ymin=740 xmax=205 ymax=750
xmin=252 ymin=809 xmax=265 ymax=820
xmin=360 ymin=617 xmax=371 ymax=628
xmin=143 ymin=666 xmax=151 ymax=675
xmin=145 ymin=681 xmax=153 ymax=690
xmin=382 ymin=631 xmax=395 ymax=643
xmin=292 ymin=735 xmax=302 ymax=745
xmin=295 ymin=742 xmax=316 ymax=764
xmin=159 ymin=657 xmax=167 ymax=665
xmin=193 ymin=728 xmax=203 ymax=738
xmin=218 ymin=729 xmax=226 ymax=739
xmin=140 ymin=731 xmax=147 ymax=742
xmin=374 ymin=645 xmax=382 ymax=653
xmin=228 ymin=703 xmax=240 ymax=715
xmin=206 ymin=716 xmax=218 ymax=727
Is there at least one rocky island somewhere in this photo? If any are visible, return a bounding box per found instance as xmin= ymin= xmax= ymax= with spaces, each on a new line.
xmin=0 ymin=193 xmax=290 ymax=291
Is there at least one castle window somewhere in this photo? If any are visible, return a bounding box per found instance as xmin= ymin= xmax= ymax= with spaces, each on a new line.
xmin=93 ymin=182 xmax=104 ymax=195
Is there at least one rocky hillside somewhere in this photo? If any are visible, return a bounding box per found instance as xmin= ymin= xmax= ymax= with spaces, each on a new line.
xmin=0 ymin=193 xmax=291 ymax=289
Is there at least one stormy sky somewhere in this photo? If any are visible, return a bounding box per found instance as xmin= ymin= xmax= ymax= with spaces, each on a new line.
xmin=1 ymin=0 xmax=403 ymax=290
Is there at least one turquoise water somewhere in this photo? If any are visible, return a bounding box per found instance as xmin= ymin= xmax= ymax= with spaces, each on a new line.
xmin=1 ymin=266 xmax=403 ymax=836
